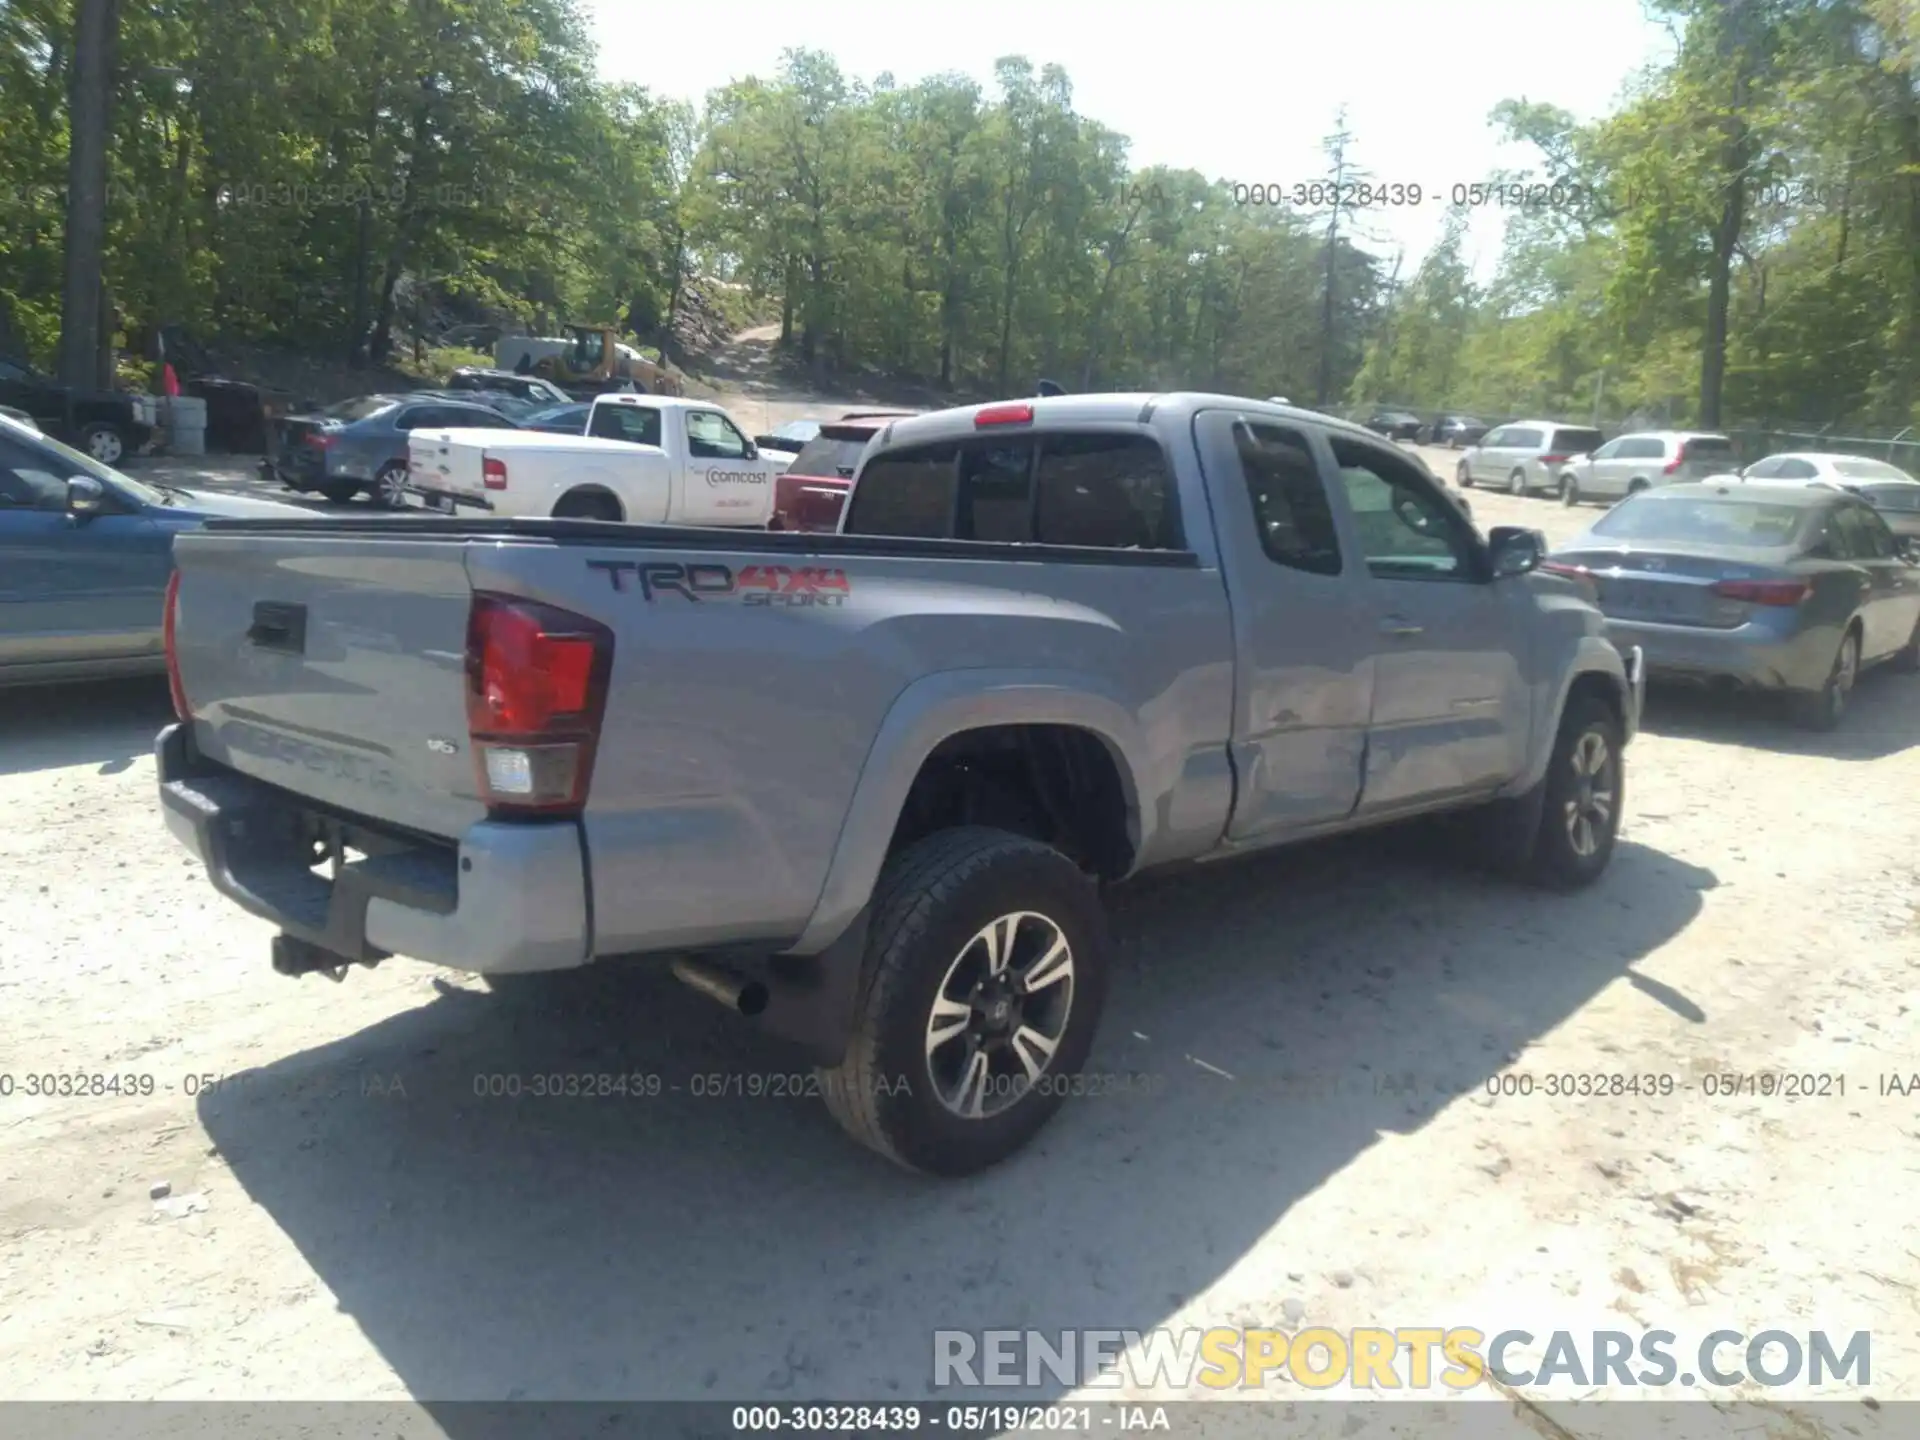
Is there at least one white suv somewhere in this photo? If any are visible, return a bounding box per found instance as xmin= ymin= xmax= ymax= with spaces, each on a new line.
xmin=1549 ymin=431 xmax=1737 ymax=506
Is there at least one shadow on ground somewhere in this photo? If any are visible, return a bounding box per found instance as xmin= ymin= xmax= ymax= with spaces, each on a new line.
xmin=199 ymin=827 xmax=1716 ymax=1411
xmin=0 ymin=676 xmax=176 ymax=777
xmin=1639 ymin=668 xmax=1920 ymax=760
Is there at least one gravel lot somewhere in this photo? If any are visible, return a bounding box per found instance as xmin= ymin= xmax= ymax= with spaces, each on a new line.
xmin=2 ymin=409 xmax=1915 ymax=1434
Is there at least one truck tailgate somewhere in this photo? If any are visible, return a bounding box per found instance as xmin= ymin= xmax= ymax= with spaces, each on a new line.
xmin=408 ymin=430 xmax=486 ymax=506
xmin=170 ymin=530 xmax=487 ymax=839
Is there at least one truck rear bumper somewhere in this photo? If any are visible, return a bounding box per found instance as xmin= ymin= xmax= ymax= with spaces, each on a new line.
xmin=156 ymin=722 xmax=591 ymax=974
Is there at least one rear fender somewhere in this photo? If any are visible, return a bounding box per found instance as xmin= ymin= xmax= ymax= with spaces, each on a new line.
xmin=785 ymin=668 xmax=1151 ymax=956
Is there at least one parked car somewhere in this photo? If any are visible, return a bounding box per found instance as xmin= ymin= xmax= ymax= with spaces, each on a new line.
xmin=158 ymin=391 xmax=1642 ymax=1175
xmin=406 ymin=393 xmax=789 ymax=524
xmin=443 ymin=367 xmax=571 ymax=407
xmin=1425 ymin=415 xmax=1489 ymax=448
xmin=767 ymin=417 xmax=896 ymax=531
xmin=0 ymin=404 xmax=38 ymax=432
xmin=264 ymin=393 xmax=523 ymax=507
xmin=1730 ymin=454 xmax=1920 ymax=539
xmin=1363 ymin=409 xmax=1424 ymax=441
xmin=1545 ymin=482 xmax=1920 ymax=729
xmin=755 ymin=419 xmax=822 ymax=454
xmin=0 ymin=411 xmax=309 ymax=687
xmin=1550 ymin=431 xmax=1737 ymax=506
xmin=0 ymin=354 xmax=158 ymax=464
xmin=1457 ymin=421 xmax=1607 ymax=496
xmin=520 ymin=401 xmax=592 ymax=435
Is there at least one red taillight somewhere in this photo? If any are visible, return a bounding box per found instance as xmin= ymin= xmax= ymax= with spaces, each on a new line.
xmin=162 ymin=569 xmax=190 ymax=720
xmin=1539 ymin=453 xmax=1570 ymax=465
xmin=1664 ymin=444 xmax=1688 ymax=476
xmin=464 ymin=594 xmax=614 ymax=815
xmin=306 ymin=432 xmax=335 ymax=449
xmin=1540 ymin=561 xmax=1593 ymax=580
xmin=975 ymin=403 xmax=1034 ymax=427
xmin=1711 ymin=578 xmax=1810 ymax=606
xmin=482 ymin=456 xmax=508 ymax=490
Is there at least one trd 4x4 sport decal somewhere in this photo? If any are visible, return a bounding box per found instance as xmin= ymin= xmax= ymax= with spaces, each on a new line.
xmin=589 ymin=559 xmax=851 ymax=607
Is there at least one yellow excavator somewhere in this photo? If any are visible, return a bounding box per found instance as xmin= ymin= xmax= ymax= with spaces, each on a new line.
xmin=496 ymin=325 xmax=684 ymax=397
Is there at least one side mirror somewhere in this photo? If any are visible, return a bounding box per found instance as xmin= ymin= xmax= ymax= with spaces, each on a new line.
xmin=1488 ymin=525 xmax=1543 ymax=578
xmin=743 ymin=441 xmax=760 ymax=460
xmin=66 ymin=475 xmax=106 ymax=519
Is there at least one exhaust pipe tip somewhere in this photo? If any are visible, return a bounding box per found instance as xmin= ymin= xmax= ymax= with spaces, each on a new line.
xmin=673 ymin=956 xmax=769 ymax=1016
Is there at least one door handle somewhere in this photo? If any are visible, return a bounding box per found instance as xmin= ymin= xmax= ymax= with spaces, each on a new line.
xmin=1379 ymin=618 xmax=1424 ymax=638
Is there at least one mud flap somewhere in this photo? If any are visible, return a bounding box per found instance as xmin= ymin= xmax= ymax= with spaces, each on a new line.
xmin=757 ymin=909 xmax=872 ymax=1068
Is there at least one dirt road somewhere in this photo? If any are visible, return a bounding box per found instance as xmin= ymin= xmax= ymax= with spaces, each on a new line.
xmin=2 ymin=393 xmax=1916 ymax=1434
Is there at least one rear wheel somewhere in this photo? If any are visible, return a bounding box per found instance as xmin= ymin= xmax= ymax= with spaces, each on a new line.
xmin=1457 ymin=461 xmax=1473 ymax=489
xmin=374 ymin=462 xmax=410 ymax=509
xmin=1793 ymin=628 xmax=1860 ymax=731
xmin=78 ymin=422 xmax=126 ymax=465
xmin=1558 ymin=473 xmax=1580 ymax=506
xmin=1507 ymin=468 xmax=1528 ymax=496
xmin=1627 ymin=478 xmax=1650 ymax=495
xmin=818 ymin=827 xmax=1109 ymax=1177
xmin=552 ymin=488 xmax=623 ymax=521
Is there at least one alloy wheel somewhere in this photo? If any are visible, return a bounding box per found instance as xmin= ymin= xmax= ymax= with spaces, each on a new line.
xmin=924 ymin=910 xmax=1075 ymax=1120
xmin=1563 ymin=729 xmax=1617 ymax=858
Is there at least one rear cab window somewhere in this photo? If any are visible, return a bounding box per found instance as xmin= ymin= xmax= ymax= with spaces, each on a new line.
xmin=589 ymin=404 xmax=662 ymax=446
xmin=844 ymin=428 xmax=1183 ymax=550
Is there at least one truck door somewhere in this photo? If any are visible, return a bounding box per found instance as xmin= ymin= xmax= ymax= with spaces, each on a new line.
xmin=1324 ymin=435 xmax=1532 ymax=813
xmin=1192 ymin=409 xmax=1374 ymax=839
xmin=682 ymin=408 xmax=776 ymax=525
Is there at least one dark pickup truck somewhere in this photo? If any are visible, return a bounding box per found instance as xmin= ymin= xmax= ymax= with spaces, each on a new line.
xmin=0 ymin=355 xmax=158 ymax=465
xmin=156 ymin=392 xmax=1644 ymax=1175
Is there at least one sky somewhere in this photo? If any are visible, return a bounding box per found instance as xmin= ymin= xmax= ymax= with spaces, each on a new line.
xmin=585 ymin=0 xmax=1678 ymax=280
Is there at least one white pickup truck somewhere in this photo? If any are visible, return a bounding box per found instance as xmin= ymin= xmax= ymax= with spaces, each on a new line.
xmin=404 ymin=394 xmax=792 ymax=526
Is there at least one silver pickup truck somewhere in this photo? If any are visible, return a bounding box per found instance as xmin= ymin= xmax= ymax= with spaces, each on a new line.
xmin=156 ymin=393 xmax=1644 ymax=1176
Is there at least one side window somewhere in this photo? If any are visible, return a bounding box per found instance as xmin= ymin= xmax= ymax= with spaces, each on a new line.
xmin=390 ymin=407 xmax=428 ymax=431
xmin=589 ymin=405 xmax=662 ymax=447
xmin=1743 ymin=456 xmax=1781 ymax=479
xmin=1590 ymin=439 xmax=1623 ymax=460
xmin=1837 ymin=504 xmax=1891 ymax=559
xmin=1330 ymin=438 xmax=1476 ymax=581
xmin=0 ymin=435 xmax=70 ymax=510
xmin=1032 ymin=433 xmax=1179 ymax=549
xmin=1857 ymin=506 xmax=1899 ymax=559
xmin=1777 ymin=458 xmax=1819 ymax=479
xmin=687 ymin=410 xmax=748 ymax=460
xmin=1480 ymin=428 xmax=1508 ymax=448
xmin=957 ymin=439 xmax=1034 ymax=542
xmin=1234 ymin=421 xmax=1341 ymax=575
xmin=1504 ymin=428 xmax=1542 ymax=449
xmin=843 ymin=442 xmax=957 ymax=538
xmin=1813 ymin=511 xmax=1857 ymax=560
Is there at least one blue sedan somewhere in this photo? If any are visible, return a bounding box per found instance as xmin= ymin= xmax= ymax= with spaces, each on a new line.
xmin=0 ymin=412 xmax=310 ymax=687
xmin=265 ymin=392 xmax=523 ymax=507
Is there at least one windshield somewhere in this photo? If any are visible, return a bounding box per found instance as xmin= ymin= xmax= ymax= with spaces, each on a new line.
xmin=322 ymin=396 xmax=397 ymax=422
xmin=788 ymin=434 xmax=871 ymax=479
xmin=1856 ymin=482 xmax=1920 ymax=512
xmin=7 ymin=416 xmax=169 ymax=505
xmin=1591 ymin=494 xmax=1811 ymax=546
xmin=1832 ymin=457 xmax=1914 ymax=482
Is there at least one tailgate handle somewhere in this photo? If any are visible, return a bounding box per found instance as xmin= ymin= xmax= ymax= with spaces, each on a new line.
xmin=247 ymin=601 xmax=307 ymax=654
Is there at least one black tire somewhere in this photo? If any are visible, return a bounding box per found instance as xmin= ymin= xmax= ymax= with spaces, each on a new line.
xmin=1523 ymin=693 xmax=1626 ymax=890
xmin=1507 ymin=468 xmax=1528 ymax=496
xmin=317 ymin=479 xmax=360 ymax=504
xmin=373 ymin=462 xmax=411 ymax=509
xmin=1627 ymin=478 xmax=1650 ymax=495
xmin=1792 ymin=627 xmax=1860 ymax=731
xmin=1457 ymin=462 xmax=1473 ymax=489
xmin=552 ymin=489 xmax=623 ymax=521
xmin=78 ymin=422 xmax=126 ymax=465
xmin=818 ymin=827 xmax=1110 ymax=1177
xmin=1558 ymin=473 xmax=1580 ymax=506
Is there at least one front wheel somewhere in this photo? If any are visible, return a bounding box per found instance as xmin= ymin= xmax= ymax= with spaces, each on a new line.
xmin=818 ymin=827 xmax=1110 ymax=1176
xmin=1558 ymin=473 xmax=1580 ymax=506
xmin=1526 ymin=693 xmax=1625 ymax=890
xmin=1457 ymin=462 xmax=1473 ymax=489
